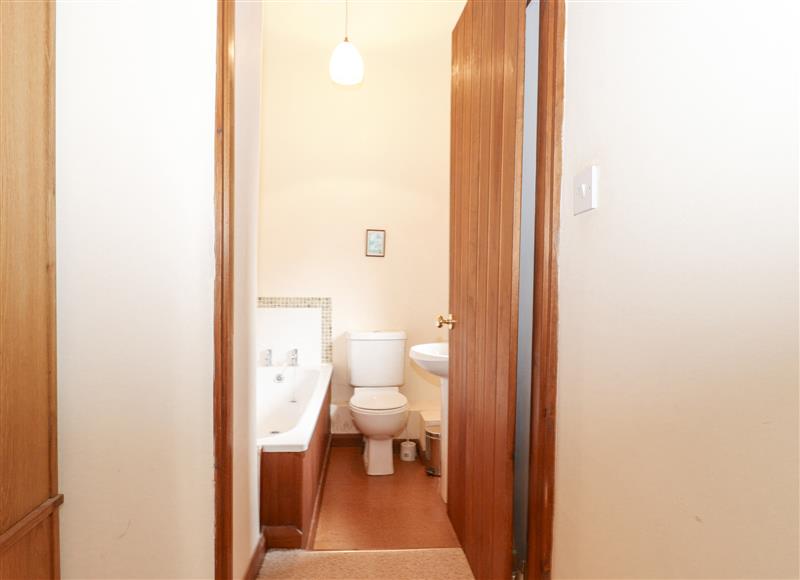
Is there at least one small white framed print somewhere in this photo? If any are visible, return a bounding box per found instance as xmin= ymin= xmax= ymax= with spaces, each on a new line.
xmin=365 ymin=229 xmax=386 ymax=257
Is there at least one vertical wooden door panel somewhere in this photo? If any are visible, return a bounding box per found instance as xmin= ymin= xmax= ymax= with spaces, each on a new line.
xmin=449 ymin=2 xmax=525 ymax=579
xmin=0 ymin=1 xmax=61 ymax=577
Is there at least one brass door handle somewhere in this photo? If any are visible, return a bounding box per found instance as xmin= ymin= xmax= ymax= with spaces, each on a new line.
xmin=436 ymin=314 xmax=457 ymax=330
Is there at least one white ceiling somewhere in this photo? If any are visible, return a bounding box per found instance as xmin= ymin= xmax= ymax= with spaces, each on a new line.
xmin=263 ymin=0 xmax=467 ymax=51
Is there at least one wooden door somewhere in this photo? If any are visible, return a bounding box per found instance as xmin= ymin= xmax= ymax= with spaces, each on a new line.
xmin=448 ymin=1 xmax=526 ymax=579
xmin=0 ymin=2 xmax=63 ymax=578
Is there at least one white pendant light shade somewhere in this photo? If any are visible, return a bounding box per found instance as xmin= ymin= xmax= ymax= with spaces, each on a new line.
xmin=329 ymin=40 xmax=364 ymax=86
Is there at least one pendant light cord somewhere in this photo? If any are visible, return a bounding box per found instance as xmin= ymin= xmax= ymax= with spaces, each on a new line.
xmin=344 ymin=0 xmax=349 ymax=41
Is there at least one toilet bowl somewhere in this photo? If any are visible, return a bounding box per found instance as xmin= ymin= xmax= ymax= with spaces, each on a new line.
xmin=349 ymin=389 xmax=409 ymax=475
xmin=346 ymin=330 xmax=408 ymax=476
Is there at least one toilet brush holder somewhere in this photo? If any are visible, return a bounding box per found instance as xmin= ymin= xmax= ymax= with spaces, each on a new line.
xmin=400 ymin=440 xmax=417 ymax=462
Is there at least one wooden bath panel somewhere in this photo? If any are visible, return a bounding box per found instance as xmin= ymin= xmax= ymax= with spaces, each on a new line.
xmin=260 ymin=382 xmax=332 ymax=549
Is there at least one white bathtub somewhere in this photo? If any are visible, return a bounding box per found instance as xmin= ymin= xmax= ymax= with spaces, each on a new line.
xmin=257 ymin=363 xmax=333 ymax=452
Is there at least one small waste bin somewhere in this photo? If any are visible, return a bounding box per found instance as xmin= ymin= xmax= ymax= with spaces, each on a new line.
xmin=424 ymin=425 xmax=442 ymax=477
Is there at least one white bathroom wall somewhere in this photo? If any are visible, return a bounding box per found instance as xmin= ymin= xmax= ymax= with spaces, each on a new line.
xmin=56 ymin=1 xmax=217 ymax=578
xmin=554 ymin=1 xmax=799 ymax=578
xmin=256 ymin=308 xmax=323 ymax=366
xmin=232 ymin=1 xmax=264 ymax=578
xmin=257 ymin=1 xmax=465 ymax=431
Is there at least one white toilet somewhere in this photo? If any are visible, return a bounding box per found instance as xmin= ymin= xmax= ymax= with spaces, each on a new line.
xmin=347 ymin=331 xmax=409 ymax=476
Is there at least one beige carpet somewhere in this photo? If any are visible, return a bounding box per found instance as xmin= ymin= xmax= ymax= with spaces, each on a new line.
xmin=257 ymin=548 xmax=474 ymax=579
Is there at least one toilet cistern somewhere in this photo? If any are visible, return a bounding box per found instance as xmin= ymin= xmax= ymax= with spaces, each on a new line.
xmin=347 ymin=331 xmax=409 ymax=476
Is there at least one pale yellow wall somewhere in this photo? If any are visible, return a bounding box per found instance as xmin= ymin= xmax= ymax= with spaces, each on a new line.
xmin=258 ymin=1 xmax=465 ymax=413
xmin=554 ymin=1 xmax=799 ymax=578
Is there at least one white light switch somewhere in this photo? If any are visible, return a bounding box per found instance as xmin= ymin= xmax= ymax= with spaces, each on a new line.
xmin=574 ymin=165 xmax=599 ymax=215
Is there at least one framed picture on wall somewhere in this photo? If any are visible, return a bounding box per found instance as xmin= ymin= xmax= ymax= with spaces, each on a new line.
xmin=365 ymin=229 xmax=386 ymax=257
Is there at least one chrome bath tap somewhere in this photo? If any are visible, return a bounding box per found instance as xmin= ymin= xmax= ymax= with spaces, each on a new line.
xmin=274 ymin=348 xmax=299 ymax=383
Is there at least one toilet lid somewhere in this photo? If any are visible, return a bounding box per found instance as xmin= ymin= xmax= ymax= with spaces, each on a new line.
xmin=350 ymin=391 xmax=407 ymax=411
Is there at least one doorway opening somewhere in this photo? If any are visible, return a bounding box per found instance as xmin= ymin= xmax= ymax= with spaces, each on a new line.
xmin=255 ymin=0 xmax=463 ymax=560
xmin=214 ymin=1 xmax=564 ymax=579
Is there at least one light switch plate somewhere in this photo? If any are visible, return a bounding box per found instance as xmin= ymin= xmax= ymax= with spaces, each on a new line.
xmin=574 ymin=165 xmax=599 ymax=215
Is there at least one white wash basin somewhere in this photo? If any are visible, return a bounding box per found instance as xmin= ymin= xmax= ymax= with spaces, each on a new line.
xmin=409 ymin=342 xmax=449 ymax=378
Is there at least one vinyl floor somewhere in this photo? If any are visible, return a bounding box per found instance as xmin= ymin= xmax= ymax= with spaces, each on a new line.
xmin=312 ymin=446 xmax=460 ymax=551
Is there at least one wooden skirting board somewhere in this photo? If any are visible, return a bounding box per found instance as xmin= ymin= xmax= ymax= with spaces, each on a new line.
xmin=263 ymin=525 xmax=303 ymax=549
xmin=331 ymin=434 xmax=423 ymax=456
xmin=330 ymin=433 xmax=363 ymax=448
xmin=243 ymin=533 xmax=268 ymax=580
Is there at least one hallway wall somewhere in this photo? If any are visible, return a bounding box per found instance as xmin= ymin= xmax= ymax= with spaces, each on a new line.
xmin=554 ymin=1 xmax=799 ymax=578
xmin=56 ymin=2 xmax=217 ymax=577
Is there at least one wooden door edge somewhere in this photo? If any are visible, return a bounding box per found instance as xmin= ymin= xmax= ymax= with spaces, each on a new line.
xmin=527 ymin=1 xmax=565 ymax=579
xmin=48 ymin=3 xmax=61 ymax=577
xmin=214 ymin=0 xmax=235 ymax=578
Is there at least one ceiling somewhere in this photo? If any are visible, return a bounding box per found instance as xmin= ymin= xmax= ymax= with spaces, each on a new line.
xmin=263 ymin=0 xmax=467 ymax=51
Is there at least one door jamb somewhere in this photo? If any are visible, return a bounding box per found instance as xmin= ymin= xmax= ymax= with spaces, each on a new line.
xmin=526 ymin=1 xmax=565 ymax=579
xmin=214 ymin=0 xmax=235 ymax=578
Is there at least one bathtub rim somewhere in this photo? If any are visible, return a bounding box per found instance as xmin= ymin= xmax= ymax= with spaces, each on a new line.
xmin=257 ymin=362 xmax=333 ymax=453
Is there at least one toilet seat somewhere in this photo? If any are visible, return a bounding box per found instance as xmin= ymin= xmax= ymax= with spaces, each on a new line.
xmin=349 ymin=391 xmax=407 ymax=412
xmin=349 ymin=404 xmax=408 ymax=417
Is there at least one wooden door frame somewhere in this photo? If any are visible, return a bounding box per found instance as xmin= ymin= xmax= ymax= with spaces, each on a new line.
xmin=212 ymin=1 xmax=565 ymax=578
xmin=526 ymin=1 xmax=565 ymax=579
xmin=214 ymin=0 xmax=235 ymax=578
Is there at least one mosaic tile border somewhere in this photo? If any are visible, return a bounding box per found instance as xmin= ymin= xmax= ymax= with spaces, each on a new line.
xmin=257 ymin=297 xmax=332 ymax=363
